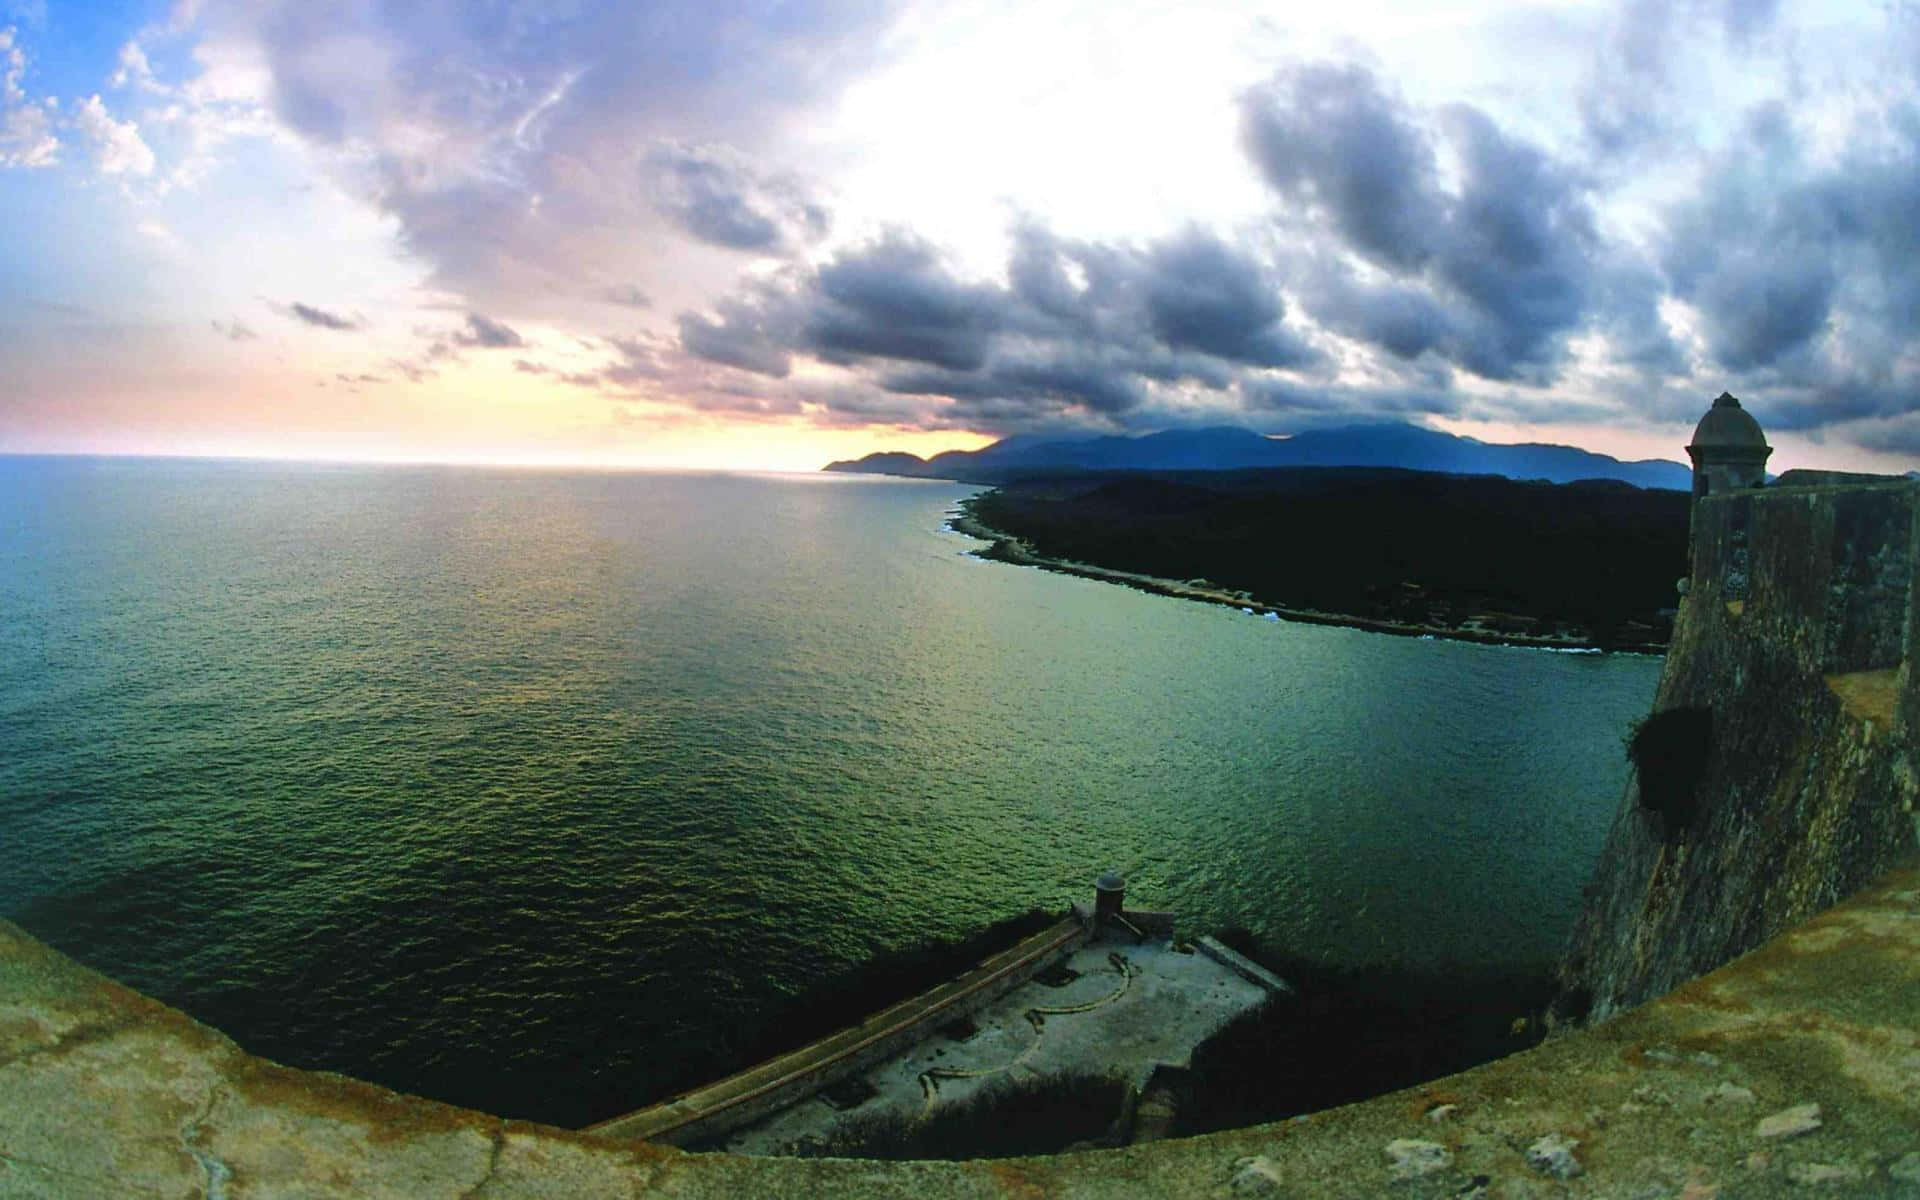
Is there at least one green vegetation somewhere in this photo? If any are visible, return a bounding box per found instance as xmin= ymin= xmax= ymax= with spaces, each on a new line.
xmin=1626 ymin=706 xmax=1715 ymax=842
xmin=767 ymin=1071 xmax=1130 ymax=1161
xmin=965 ymin=467 xmax=1689 ymax=648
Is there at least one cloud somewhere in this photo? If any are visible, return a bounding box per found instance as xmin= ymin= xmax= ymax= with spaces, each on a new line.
xmin=598 ymin=284 xmax=650 ymax=309
xmin=1139 ymin=230 xmax=1313 ymax=368
xmin=450 ymin=312 xmax=524 ymax=349
xmin=73 ymin=93 xmax=155 ymax=176
xmin=1241 ymin=377 xmax=1465 ymax=424
xmin=1240 ymin=63 xmax=1605 ymax=385
xmin=672 ymin=223 xmax=1327 ymax=432
xmin=110 ymin=40 xmax=164 ymax=94
xmin=1658 ymin=98 xmax=1920 ymax=436
xmin=281 ymin=301 xmax=363 ymax=330
xmin=805 ymin=231 xmax=1001 ymax=371
xmin=0 ymin=26 xmax=57 ymax=167
xmin=78 ymin=4 xmax=1913 ymax=459
xmin=645 ymin=141 xmax=829 ymax=252
xmin=1719 ymin=0 xmax=1781 ymax=43
xmin=386 ymin=357 xmax=435 ymax=383
xmin=211 ymin=317 xmax=257 ymax=340
xmin=678 ymin=300 xmax=794 ymax=378
xmin=211 ymin=0 xmax=897 ymax=313
xmin=598 ymin=334 xmax=672 ymax=386
xmin=1242 ymin=63 xmax=1441 ymax=272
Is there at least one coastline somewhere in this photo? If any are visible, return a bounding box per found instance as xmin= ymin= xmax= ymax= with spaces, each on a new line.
xmin=946 ymin=509 xmax=1666 ymax=656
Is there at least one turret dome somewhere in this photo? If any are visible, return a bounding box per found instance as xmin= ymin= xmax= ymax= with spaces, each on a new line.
xmin=1689 ymin=392 xmax=1768 ymax=451
xmin=1686 ymin=391 xmax=1771 ymax=499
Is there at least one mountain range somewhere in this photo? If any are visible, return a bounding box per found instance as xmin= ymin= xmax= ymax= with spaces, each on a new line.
xmin=823 ymin=423 xmax=1692 ymax=490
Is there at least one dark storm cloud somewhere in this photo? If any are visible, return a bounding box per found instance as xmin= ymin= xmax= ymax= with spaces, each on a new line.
xmin=1684 ymin=247 xmax=1835 ymax=371
xmin=673 ymin=224 xmax=1323 ymax=432
xmin=803 ymin=232 xmax=1002 ymax=371
xmin=1430 ymin=107 xmax=1598 ymax=381
xmin=1241 ymin=63 xmax=1441 ymax=271
xmin=1304 ymin=263 xmax=1454 ymax=363
xmin=1845 ymin=412 xmax=1920 ymax=457
xmin=1140 ymin=231 xmax=1315 ymax=368
xmin=1595 ymin=260 xmax=1688 ymax=376
xmin=283 ymin=301 xmax=362 ymax=330
xmin=451 ymin=312 xmax=525 ymax=349
xmin=676 ymin=293 xmax=795 ymax=379
xmin=1240 ymin=64 xmax=1606 ymax=385
xmin=1241 ymin=376 xmax=1464 ymax=422
xmin=1660 ymin=100 xmax=1920 ymax=423
xmin=879 ymin=353 xmax=1145 ymax=418
xmin=645 ymin=142 xmax=829 ymax=252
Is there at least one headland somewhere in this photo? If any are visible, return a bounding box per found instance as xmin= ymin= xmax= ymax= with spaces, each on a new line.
xmin=950 ymin=468 xmax=1687 ymax=653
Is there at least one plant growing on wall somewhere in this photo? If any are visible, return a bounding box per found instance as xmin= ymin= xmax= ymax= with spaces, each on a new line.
xmin=1626 ymin=707 xmax=1714 ymax=843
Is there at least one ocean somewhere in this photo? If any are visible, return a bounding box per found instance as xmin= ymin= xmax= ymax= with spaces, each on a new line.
xmin=0 ymin=456 xmax=1659 ymax=1125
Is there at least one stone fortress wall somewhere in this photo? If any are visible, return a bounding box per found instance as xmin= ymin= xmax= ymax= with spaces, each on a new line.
xmin=1559 ymin=400 xmax=1920 ymax=1020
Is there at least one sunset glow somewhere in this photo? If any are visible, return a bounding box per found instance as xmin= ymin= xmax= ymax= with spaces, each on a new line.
xmin=4 ymin=1 xmax=1919 ymax=470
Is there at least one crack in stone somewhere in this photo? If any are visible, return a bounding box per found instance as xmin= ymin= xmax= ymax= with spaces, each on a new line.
xmin=0 ymin=1013 xmax=141 ymax=1070
xmin=179 ymin=1084 xmax=233 ymax=1200
xmin=458 ymin=1121 xmax=509 ymax=1200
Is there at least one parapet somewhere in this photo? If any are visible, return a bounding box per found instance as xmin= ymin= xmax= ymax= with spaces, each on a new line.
xmin=6 ymin=864 xmax=1919 ymax=1195
xmin=1688 ymin=479 xmax=1918 ymax=682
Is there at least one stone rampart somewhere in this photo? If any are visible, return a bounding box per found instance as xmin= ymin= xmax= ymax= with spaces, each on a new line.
xmin=6 ymin=865 xmax=1918 ymax=1196
xmin=1561 ymin=480 xmax=1920 ymax=1020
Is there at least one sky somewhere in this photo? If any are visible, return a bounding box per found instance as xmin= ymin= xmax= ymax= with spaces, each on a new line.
xmin=2 ymin=0 xmax=1919 ymax=472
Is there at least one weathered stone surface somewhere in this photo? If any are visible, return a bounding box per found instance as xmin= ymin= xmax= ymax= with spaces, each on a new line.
xmin=1560 ymin=483 xmax=1920 ymax=1021
xmin=1755 ymin=1103 xmax=1822 ymax=1140
xmin=1384 ymin=1138 xmax=1450 ymax=1180
xmin=1703 ymin=1082 xmax=1755 ymax=1107
xmin=1783 ymin=1160 xmax=1861 ymax=1185
xmin=1227 ymin=1155 xmax=1284 ymax=1194
xmin=2 ymin=864 xmax=1918 ymax=1197
xmin=1889 ymin=1150 xmax=1920 ymax=1183
xmin=1524 ymin=1133 xmax=1583 ymax=1179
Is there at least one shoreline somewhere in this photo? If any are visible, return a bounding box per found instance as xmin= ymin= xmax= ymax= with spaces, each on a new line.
xmin=946 ymin=511 xmax=1666 ymax=656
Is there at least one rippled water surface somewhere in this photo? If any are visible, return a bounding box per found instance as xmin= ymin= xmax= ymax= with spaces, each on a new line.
xmin=0 ymin=457 xmax=1659 ymax=1124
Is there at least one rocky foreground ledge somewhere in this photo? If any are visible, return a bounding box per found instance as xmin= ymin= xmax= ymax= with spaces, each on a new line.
xmin=2 ymin=861 xmax=1917 ymax=1197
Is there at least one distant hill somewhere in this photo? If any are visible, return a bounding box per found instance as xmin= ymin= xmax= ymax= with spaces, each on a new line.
xmin=823 ymin=423 xmax=1691 ymax=490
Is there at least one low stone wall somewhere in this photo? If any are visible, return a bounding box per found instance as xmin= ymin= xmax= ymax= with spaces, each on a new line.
xmin=4 ymin=864 xmax=1916 ymax=1197
xmin=1194 ymin=936 xmax=1292 ymax=995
